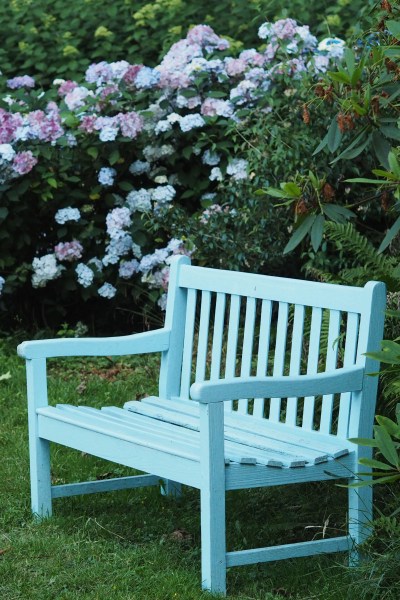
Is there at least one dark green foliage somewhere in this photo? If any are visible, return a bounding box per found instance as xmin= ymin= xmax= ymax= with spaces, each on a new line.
xmin=0 ymin=0 xmax=371 ymax=86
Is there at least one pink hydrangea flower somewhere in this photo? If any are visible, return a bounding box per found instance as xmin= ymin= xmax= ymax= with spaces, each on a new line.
xmin=26 ymin=105 xmax=64 ymax=142
xmin=273 ymin=19 xmax=298 ymax=40
xmin=117 ymin=111 xmax=144 ymax=138
xmin=57 ymin=80 xmax=78 ymax=97
xmin=0 ymin=109 xmax=23 ymax=143
xmin=122 ymin=65 xmax=144 ymax=86
xmin=79 ymin=115 xmax=98 ymax=133
xmin=64 ymin=86 xmax=92 ymax=110
xmin=12 ymin=151 xmax=38 ymax=175
xmin=54 ymin=240 xmax=84 ymax=262
xmin=225 ymin=58 xmax=248 ymax=77
xmin=201 ymin=98 xmax=234 ymax=118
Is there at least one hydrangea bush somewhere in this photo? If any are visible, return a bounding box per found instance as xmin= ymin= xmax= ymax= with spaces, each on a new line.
xmin=0 ymin=19 xmax=344 ymax=330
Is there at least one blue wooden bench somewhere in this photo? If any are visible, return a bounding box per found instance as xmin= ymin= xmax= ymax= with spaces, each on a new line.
xmin=18 ymin=256 xmax=386 ymax=595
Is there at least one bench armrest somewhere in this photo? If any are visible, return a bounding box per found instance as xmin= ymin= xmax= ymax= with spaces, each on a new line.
xmin=190 ymin=366 xmax=365 ymax=404
xmin=17 ymin=328 xmax=170 ymax=359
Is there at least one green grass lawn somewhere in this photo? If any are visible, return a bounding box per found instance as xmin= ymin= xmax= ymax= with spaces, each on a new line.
xmin=0 ymin=336 xmax=398 ymax=599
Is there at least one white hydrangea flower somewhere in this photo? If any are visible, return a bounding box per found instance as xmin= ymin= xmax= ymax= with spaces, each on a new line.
xmin=75 ymin=263 xmax=94 ymax=287
xmin=98 ymin=282 xmax=117 ymax=299
xmin=98 ymin=167 xmax=117 ymax=186
xmin=179 ymin=114 xmax=206 ymax=133
xmin=32 ymin=254 xmax=64 ymax=288
xmin=126 ymin=189 xmax=152 ymax=212
xmin=129 ymin=160 xmax=150 ymax=175
xmin=0 ymin=144 xmax=15 ymax=162
xmin=209 ymin=167 xmax=223 ymax=182
xmin=55 ymin=207 xmax=81 ymax=225
xmin=226 ymin=158 xmax=248 ymax=181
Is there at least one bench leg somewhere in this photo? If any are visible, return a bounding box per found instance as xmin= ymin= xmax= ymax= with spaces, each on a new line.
xmin=199 ymin=402 xmax=226 ymax=594
xmin=348 ymin=485 xmax=373 ymax=565
xmin=29 ymin=435 xmax=52 ymax=518
xmin=200 ymin=486 xmax=226 ymax=594
xmin=27 ymin=358 xmax=52 ymax=519
xmin=161 ymin=479 xmax=182 ymax=498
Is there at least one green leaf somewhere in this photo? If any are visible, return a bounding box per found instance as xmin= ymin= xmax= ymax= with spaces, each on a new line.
xmin=349 ymin=437 xmax=378 ymax=447
xmin=281 ymin=182 xmax=302 ymax=198
xmin=358 ymin=457 xmax=394 ymax=471
xmin=388 ymin=151 xmax=400 ymax=178
xmin=327 ymin=71 xmax=351 ymax=84
xmin=374 ymin=426 xmax=400 ymax=467
xmin=312 ymin=133 xmax=328 ymax=156
xmin=0 ymin=207 xmax=9 ymax=220
xmin=344 ymin=48 xmax=355 ymax=77
xmin=310 ymin=214 xmax=325 ymax=252
xmin=372 ymin=131 xmax=391 ymax=169
xmin=334 ymin=136 xmax=370 ymax=161
xmin=380 ymin=126 xmax=400 ymax=142
xmin=109 ymin=150 xmax=120 ymax=166
xmin=378 ymin=215 xmax=400 ymax=253
xmin=345 ymin=178 xmax=387 ymax=185
xmin=386 ymin=20 xmax=400 ymax=40
xmin=322 ymin=203 xmax=354 ymax=223
xmin=264 ymin=187 xmax=293 ymax=199
xmin=327 ymin=118 xmax=342 ymax=153
xmin=376 ymin=415 xmax=400 ymax=438
xmin=283 ymin=214 xmax=316 ymax=254
xmin=330 ymin=129 xmax=369 ymax=164
xmin=87 ymin=147 xmax=98 ymax=159
xmin=47 ymin=178 xmax=58 ymax=188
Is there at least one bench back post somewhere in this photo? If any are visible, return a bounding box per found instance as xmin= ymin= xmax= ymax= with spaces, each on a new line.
xmin=348 ymin=280 xmax=386 ymax=441
xmin=159 ymin=255 xmax=191 ymax=398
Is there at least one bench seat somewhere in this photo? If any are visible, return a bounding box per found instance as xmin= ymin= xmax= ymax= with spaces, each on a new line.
xmin=37 ymin=400 xmax=352 ymax=473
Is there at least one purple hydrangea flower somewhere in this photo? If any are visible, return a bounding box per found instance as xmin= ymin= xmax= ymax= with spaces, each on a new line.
xmin=7 ymin=75 xmax=35 ymax=89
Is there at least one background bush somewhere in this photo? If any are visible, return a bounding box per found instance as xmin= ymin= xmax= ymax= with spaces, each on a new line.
xmin=0 ymin=0 xmax=371 ymax=86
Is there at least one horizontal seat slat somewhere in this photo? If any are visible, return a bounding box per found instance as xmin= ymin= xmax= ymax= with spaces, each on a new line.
xmin=130 ymin=396 xmax=350 ymax=458
xmin=126 ymin=400 xmax=329 ymax=464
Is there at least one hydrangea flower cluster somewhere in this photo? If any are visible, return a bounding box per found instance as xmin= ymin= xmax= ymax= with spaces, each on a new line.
xmin=0 ymin=275 xmax=5 ymax=296
xmin=32 ymin=254 xmax=64 ymax=288
xmin=54 ymin=240 xmax=83 ymax=262
xmin=0 ymin=143 xmax=37 ymax=184
xmin=7 ymin=75 xmax=35 ymax=89
xmin=0 ymin=18 xmax=344 ymax=308
xmin=55 ymin=207 xmax=81 ymax=224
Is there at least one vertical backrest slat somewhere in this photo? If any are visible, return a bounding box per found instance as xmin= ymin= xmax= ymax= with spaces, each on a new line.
xmin=237 ymin=297 xmax=257 ymax=414
xmin=319 ymin=309 xmax=341 ymax=434
xmin=302 ymin=307 xmax=323 ymax=430
xmin=179 ymin=288 xmax=197 ymax=398
xmin=224 ymin=294 xmax=241 ymax=413
xmin=269 ymin=302 xmax=289 ymax=422
xmin=210 ymin=292 xmax=227 ymax=380
xmin=285 ymin=304 xmax=306 ymax=426
xmin=337 ymin=312 xmax=359 ymax=438
xmin=253 ymin=299 xmax=273 ymax=418
xmin=195 ymin=290 xmax=212 ymax=382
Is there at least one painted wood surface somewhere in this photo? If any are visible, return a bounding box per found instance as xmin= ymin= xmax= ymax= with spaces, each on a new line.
xmin=18 ymin=328 xmax=170 ymax=359
xmin=21 ymin=256 xmax=386 ymax=594
xmin=190 ymin=366 xmax=364 ymax=403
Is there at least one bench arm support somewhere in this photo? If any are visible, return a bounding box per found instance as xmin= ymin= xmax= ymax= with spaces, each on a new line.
xmin=17 ymin=328 xmax=170 ymax=359
xmin=190 ymin=366 xmax=364 ymax=404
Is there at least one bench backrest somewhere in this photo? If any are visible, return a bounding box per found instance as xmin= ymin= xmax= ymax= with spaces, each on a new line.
xmin=159 ymin=256 xmax=386 ymax=441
